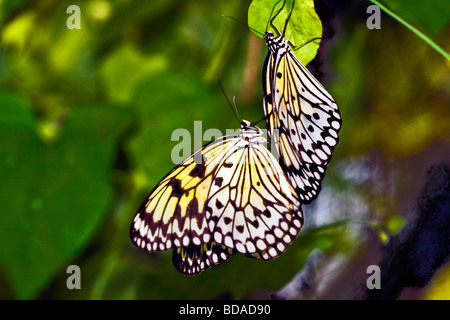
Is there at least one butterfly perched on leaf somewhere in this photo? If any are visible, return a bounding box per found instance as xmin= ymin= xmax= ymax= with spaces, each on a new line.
xmin=250 ymin=0 xmax=342 ymax=203
xmin=130 ymin=120 xmax=303 ymax=275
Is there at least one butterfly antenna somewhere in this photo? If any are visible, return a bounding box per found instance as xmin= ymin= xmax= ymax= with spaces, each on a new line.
xmin=232 ymin=97 xmax=241 ymax=121
xmin=291 ymin=37 xmax=322 ymax=51
xmin=252 ymin=115 xmax=267 ymax=127
xmin=266 ymin=0 xmax=286 ymax=35
xmin=218 ymin=80 xmax=241 ymax=123
xmin=268 ymin=0 xmax=286 ymax=35
xmin=282 ymin=0 xmax=295 ymax=37
xmin=222 ymin=14 xmax=264 ymax=37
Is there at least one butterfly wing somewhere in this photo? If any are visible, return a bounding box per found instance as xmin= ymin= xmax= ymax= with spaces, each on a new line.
xmin=206 ymin=137 xmax=303 ymax=260
xmin=172 ymin=242 xmax=236 ymax=275
xmin=130 ymin=135 xmax=241 ymax=275
xmin=263 ymin=42 xmax=341 ymax=203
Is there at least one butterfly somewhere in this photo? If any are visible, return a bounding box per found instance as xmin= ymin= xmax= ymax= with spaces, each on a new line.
xmin=130 ymin=120 xmax=303 ymax=275
xmin=262 ymin=0 xmax=342 ymax=204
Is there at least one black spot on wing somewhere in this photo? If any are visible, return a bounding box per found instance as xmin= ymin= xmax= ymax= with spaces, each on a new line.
xmin=250 ymin=219 xmax=259 ymax=228
xmin=216 ymin=199 xmax=224 ymax=209
xmin=214 ymin=177 xmax=223 ymax=187
xmin=186 ymin=197 xmax=199 ymax=217
xmin=262 ymin=209 xmax=271 ymax=218
xmin=169 ymin=179 xmax=183 ymax=196
xmin=189 ymin=163 xmax=206 ymax=178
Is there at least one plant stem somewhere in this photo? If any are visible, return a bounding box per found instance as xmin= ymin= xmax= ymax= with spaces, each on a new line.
xmin=370 ymin=0 xmax=450 ymax=60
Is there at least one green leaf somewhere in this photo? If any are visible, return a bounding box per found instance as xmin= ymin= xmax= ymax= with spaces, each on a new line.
xmin=0 ymin=91 xmax=132 ymax=299
xmin=248 ymin=0 xmax=322 ymax=65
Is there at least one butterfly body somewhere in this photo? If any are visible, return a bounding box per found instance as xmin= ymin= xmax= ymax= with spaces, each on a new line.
xmin=131 ymin=120 xmax=303 ymax=275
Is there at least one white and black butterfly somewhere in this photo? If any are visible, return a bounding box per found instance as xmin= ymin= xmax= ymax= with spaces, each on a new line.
xmin=130 ymin=120 xmax=303 ymax=275
xmin=262 ymin=0 xmax=342 ymax=203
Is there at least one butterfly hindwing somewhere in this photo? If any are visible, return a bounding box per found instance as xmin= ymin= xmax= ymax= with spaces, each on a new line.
xmin=206 ymin=138 xmax=303 ymax=260
xmin=172 ymin=242 xmax=236 ymax=276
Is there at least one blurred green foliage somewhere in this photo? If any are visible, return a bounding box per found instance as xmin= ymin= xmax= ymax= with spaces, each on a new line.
xmin=0 ymin=92 xmax=132 ymax=299
xmin=381 ymin=0 xmax=449 ymax=36
xmin=0 ymin=0 xmax=449 ymax=300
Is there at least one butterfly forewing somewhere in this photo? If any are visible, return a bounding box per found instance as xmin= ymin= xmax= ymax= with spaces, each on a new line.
xmin=263 ymin=33 xmax=341 ymax=203
xmin=130 ymin=136 xmax=240 ymax=253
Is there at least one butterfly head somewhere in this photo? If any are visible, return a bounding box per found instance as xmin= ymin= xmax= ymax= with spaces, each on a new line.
xmin=264 ymin=31 xmax=287 ymax=53
xmin=240 ymin=120 xmax=265 ymax=144
xmin=264 ymin=31 xmax=274 ymax=40
xmin=241 ymin=119 xmax=258 ymax=130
